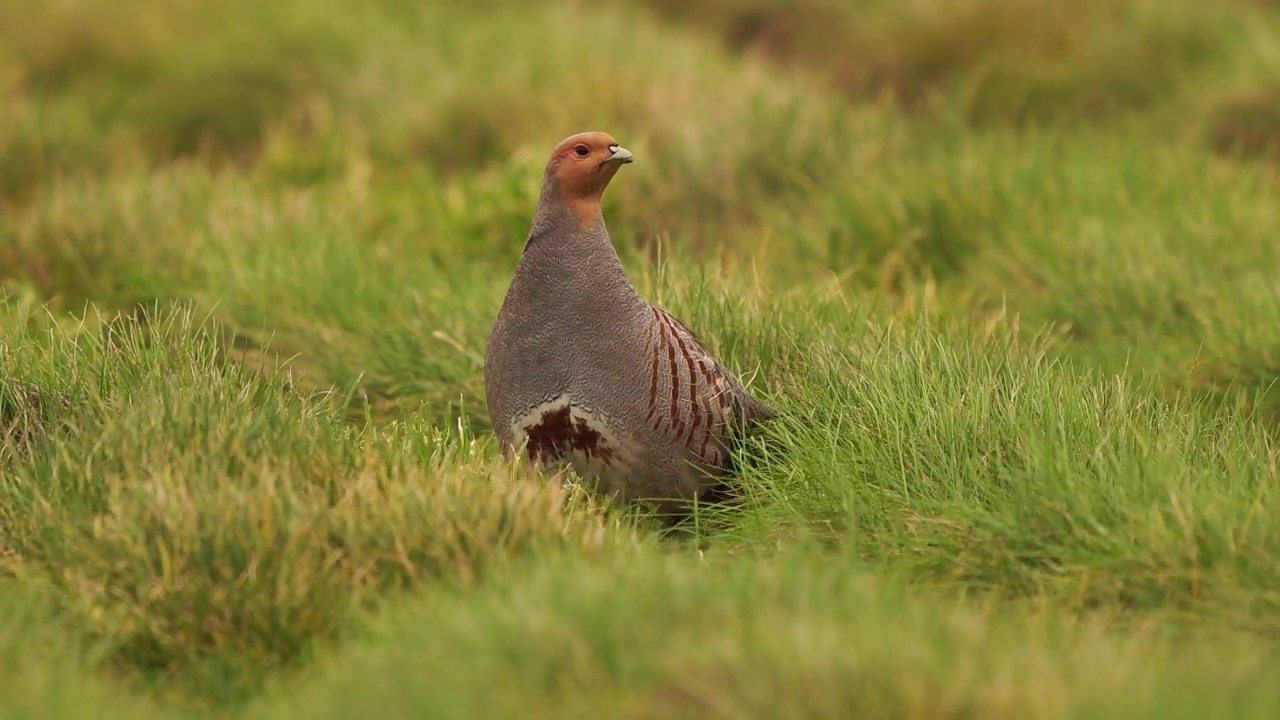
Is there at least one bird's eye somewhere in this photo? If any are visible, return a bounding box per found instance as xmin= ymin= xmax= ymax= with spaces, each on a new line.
xmin=573 ymin=144 xmax=590 ymax=157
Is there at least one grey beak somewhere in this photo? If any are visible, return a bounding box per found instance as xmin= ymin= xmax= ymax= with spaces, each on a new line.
xmin=606 ymin=145 xmax=634 ymax=164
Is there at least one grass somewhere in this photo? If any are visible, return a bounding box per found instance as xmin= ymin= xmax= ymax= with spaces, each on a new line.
xmin=1 ymin=0 xmax=1279 ymax=716
xmin=248 ymin=551 xmax=1280 ymax=720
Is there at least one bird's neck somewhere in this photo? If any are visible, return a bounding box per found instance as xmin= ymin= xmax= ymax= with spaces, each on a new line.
xmin=513 ymin=192 xmax=641 ymax=311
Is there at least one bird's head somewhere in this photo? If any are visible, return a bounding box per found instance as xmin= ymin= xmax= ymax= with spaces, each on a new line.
xmin=542 ymin=131 xmax=634 ymax=226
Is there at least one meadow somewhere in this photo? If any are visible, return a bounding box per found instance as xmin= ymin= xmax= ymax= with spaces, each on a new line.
xmin=2 ymin=0 xmax=1280 ymax=717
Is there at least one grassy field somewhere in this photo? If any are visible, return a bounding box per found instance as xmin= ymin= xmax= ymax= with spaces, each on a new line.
xmin=2 ymin=0 xmax=1280 ymax=716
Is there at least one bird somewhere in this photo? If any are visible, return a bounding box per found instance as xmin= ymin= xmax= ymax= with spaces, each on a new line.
xmin=483 ymin=131 xmax=774 ymax=519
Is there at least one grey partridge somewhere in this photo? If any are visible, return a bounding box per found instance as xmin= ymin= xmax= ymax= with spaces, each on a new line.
xmin=483 ymin=131 xmax=773 ymax=517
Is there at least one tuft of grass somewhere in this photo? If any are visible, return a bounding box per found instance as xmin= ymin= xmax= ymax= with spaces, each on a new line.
xmin=0 ymin=584 xmax=175 ymax=720
xmin=249 ymin=551 xmax=1280 ymax=720
xmin=0 ymin=300 xmax=636 ymax=702
xmin=738 ymin=306 xmax=1280 ymax=626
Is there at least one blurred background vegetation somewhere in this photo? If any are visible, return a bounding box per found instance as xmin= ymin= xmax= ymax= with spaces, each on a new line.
xmin=5 ymin=0 xmax=1278 ymax=189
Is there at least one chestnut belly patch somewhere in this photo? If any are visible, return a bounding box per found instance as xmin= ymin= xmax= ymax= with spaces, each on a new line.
xmin=512 ymin=396 xmax=631 ymax=471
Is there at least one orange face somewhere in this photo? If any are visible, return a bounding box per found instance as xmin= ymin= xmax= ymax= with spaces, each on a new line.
xmin=545 ymin=131 xmax=634 ymax=225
